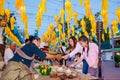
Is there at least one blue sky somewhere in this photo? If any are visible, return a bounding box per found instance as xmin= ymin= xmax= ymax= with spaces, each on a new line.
xmin=4 ymin=0 xmax=120 ymax=37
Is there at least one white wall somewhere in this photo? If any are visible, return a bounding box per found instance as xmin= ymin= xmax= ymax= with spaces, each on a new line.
xmin=102 ymin=51 xmax=113 ymax=61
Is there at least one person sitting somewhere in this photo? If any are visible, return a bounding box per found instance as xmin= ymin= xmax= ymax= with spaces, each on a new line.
xmin=1 ymin=36 xmax=61 ymax=80
xmin=4 ymin=42 xmax=16 ymax=65
xmin=60 ymin=42 xmax=66 ymax=53
xmin=74 ymin=52 xmax=83 ymax=73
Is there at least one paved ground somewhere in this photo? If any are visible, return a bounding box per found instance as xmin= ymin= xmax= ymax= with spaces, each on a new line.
xmin=102 ymin=61 xmax=120 ymax=80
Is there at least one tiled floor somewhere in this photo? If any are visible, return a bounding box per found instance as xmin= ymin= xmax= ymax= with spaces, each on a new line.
xmin=102 ymin=61 xmax=120 ymax=80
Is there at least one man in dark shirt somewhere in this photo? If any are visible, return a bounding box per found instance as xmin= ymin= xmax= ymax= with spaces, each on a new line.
xmin=1 ymin=36 xmax=61 ymax=80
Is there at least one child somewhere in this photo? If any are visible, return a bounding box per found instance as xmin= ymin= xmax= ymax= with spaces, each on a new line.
xmin=74 ymin=52 xmax=83 ymax=73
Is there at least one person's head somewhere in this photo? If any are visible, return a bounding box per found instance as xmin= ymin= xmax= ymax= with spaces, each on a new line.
xmin=25 ymin=39 xmax=30 ymax=44
xmin=75 ymin=52 xmax=81 ymax=59
xmin=62 ymin=42 xmax=65 ymax=46
xmin=10 ymin=42 xmax=16 ymax=51
xmin=29 ymin=35 xmax=41 ymax=47
xmin=68 ymin=36 xmax=77 ymax=49
xmin=78 ymin=36 xmax=89 ymax=48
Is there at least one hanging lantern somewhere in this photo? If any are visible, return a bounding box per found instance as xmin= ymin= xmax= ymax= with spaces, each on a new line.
xmin=15 ymin=0 xmax=25 ymax=10
xmin=54 ymin=15 xmax=59 ymax=27
xmin=81 ymin=19 xmax=86 ymax=32
xmin=5 ymin=8 xmax=10 ymax=22
xmin=84 ymin=31 xmax=88 ymax=37
xmin=0 ymin=0 xmax=5 ymax=15
xmin=73 ymin=11 xmax=78 ymax=26
xmin=10 ymin=16 xmax=15 ymax=30
xmin=79 ymin=0 xmax=83 ymax=5
xmin=102 ymin=33 xmax=105 ymax=41
xmin=101 ymin=0 xmax=109 ymax=10
xmin=60 ymin=8 xmax=64 ymax=24
xmin=47 ymin=24 xmax=54 ymax=32
xmin=84 ymin=0 xmax=90 ymax=18
xmin=67 ymin=29 xmax=71 ymax=38
xmin=116 ymin=7 xmax=120 ymax=23
xmin=40 ymin=0 xmax=47 ymax=13
xmin=101 ymin=9 xmax=108 ymax=32
xmin=5 ymin=26 xmax=22 ymax=46
xmin=112 ymin=19 xmax=118 ymax=36
xmin=66 ymin=17 xmax=70 ymax=30
xmin=65 ymin=0 xmax=72 ymax=19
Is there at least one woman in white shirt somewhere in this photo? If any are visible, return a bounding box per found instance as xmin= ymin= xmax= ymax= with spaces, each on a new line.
xmin=62 ymin=36 xmax=89 ymax=74
xmin=4 ymin=42 xmax=16 ymax=65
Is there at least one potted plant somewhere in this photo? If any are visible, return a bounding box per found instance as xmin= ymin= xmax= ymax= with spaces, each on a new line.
xmin=114 ymin=55 xmax=120 ymax=68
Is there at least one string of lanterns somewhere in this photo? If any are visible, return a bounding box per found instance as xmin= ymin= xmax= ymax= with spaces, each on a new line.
xmin=15 ymin=0 xmax=29 ymax=39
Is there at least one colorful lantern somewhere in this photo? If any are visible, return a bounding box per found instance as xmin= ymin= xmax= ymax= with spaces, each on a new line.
xmin=60 ymin=9 xmax=64 ymax=24
xmin=54 ymin=15 xmax=59 ymax=27
xmin=0 ymin=0 xmax=5 ymax=15
xmin=10 ymin=16 xmax=15 ymax=30
xmin=101 ymin=9 xmax=108 ymax=32
xmin=81 ymin=19 xmax=86 ymax=32
xmin=79 ymin=0 xmax=83 ymax=5
xmin=112 ymin=19 xmax=118 ymax=36
xmin=5 ymin=8 xmax=10 ymax=22
xmin=73 ymin=11 xmax=78 ymax=26
xmin=102 ymin=0 xmax=109 ymax=10
xmin=65 ymin=0 xmax=72 ymax=19
xmin=84 ymin=0 xmax=90 ymax=18
xmin=116 ymin=7 xmax=120 ymax=23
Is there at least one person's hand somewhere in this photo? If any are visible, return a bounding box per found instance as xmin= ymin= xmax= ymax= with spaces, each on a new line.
xmin=55 ymin=54 xmax=62 ymax=61
xmin=69 ymin=63 xmax=75 ymax=68
xmin=62 ymin=55 xmax=69 ymax=60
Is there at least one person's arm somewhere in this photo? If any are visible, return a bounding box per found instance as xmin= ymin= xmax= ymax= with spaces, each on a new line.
xmin=69 ymin=57 xmax=83 ymax=67
xmin=4 ymin=49 xmax=8 ymax=65
xmin=63 ymin=43 xmax=82 ymax=59
xmin=45 ymin=53 xmax=61 ymax=60
xmin=92 ymin=44 xmax=99 ymax=68
xmin=33 ymin=44 xmax=61 ymax=60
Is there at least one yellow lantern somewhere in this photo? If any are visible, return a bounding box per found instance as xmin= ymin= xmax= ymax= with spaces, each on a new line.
xmin=84 ymin=0 xmax=90 ymax=18
xmin=81 ymin=19 xmax=86 ymax=32
xmin=5 ymin=26 xmax=22 ymax=47
xmin=62 ymin=33 xmax=66 ymax=40
xmin=112 ymin=19 xmax=118 ymax=36
xmin=5 ymin=8 xmax=10 ymax=22
xmin=41 ymin=0 xmax=47 ymax=13
xmin=15 ymin=0 xmax=25 ymax=10
xmin=65 ymin=0 xmax=72 ymax=19
xmin=10 ymin=16 xmax=15 ymax=30
xmin=60 ymin=9 xmax=64 ymax=24
xmin=102 ymin=33 xmax=105 ymax=41
xmin=84 ymin=31 xmax=88 ymax=37
xmin=73 ymin=11 xmax=78 ymax=26
xmin=116 ymin=7 xmax=120 ymax=23
xmin=54 ymin=15 xmax=59 ymax=27
xmin=0 ymin=0 xmax=5 ymax=15
xmin=101 ymin=9 xmax=108 ymax=32
xmin=67 ymin=29 xmax=71 ymax=38
xmin=79 ymin=0 xmax=83 ymax=5
xmin=102 ymin=0 xmax=109 ymax=10
xmin=66 ymin=17 xmax=70 ymax=29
